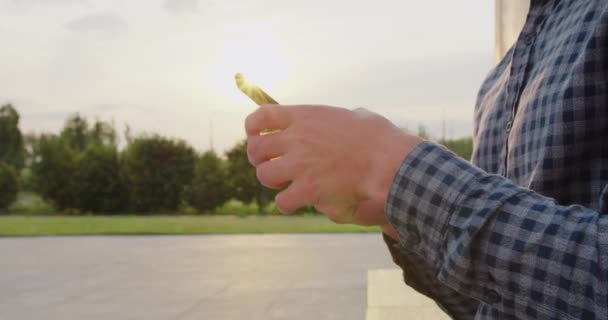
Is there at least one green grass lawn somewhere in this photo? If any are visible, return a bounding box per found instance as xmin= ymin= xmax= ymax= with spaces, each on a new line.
xmin=0 ymin=215 xmax=380 ymax=237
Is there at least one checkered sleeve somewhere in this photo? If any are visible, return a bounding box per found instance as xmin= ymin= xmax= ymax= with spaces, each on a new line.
xmin=386 ymin=141 xmax=608 ymax=319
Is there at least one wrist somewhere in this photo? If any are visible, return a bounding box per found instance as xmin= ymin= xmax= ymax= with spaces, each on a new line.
xmin=366 ymin=130 xmax=423 ymax=211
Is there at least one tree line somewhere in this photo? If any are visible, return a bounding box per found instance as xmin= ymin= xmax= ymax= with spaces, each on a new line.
xmin=0 ymin=103 xmax=473 ymax=214
xmin=0 ymin=104 xmax=275 ymax=214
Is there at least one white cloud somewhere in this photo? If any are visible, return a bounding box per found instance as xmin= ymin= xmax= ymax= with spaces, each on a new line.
xmin=8 ymin=0 xmax=87 ymax=7
xmin=66 ymin=13 xmax=128 ymax=33
xmin=163 ymin=0 xmax=199 ymax=14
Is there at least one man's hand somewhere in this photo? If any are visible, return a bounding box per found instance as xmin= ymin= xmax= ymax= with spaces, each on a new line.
xmin=245 ymin=105 xmax=422 ymax=226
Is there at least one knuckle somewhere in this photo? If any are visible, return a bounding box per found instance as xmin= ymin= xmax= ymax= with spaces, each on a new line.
xmin=245 ymin=109 xmax=268 ymax=135
xmin=275 ymin=192 xmax=292 ymax=214
xmin=247 ymin=141 xmax=261 ymax=165
xmin=259 ymin=107 xmax=272 ymax=123
xmin=256 ymin=163 xmax=284 ymax=189
xmin=255 ymin=166 xmax=265 ymax=183
xmin=244 ymin=113 xmax=257 ymax=134
xmin=255 ymin=164 xmax=272 ymax=186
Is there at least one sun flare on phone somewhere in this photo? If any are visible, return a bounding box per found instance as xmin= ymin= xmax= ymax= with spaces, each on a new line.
xmin=235 ymin=73 xmax=279 ymax=106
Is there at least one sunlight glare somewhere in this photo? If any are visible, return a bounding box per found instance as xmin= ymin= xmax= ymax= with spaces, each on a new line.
xmin=206 ymin=22 xmax=290 ymax=106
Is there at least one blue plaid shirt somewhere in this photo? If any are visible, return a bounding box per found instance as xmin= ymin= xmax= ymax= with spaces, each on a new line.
xmin=384 ymin=1 xmax=608 ymax=319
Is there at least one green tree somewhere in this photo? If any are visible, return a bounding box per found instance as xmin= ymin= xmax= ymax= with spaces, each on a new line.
xmin=90 ymin=120 xmax=117 ymax=147
xmin=122 ymin=135 xmax=195 ymax=213
xmin=0 ymin=161 xmax=18 ymax=211
xmin=187 ymin=151 xmax=230 ymax=213
xmin=0 ymin=104 xmax=25 ymax=168
xmin=60 ymin=114 xmax=89 ymax=153
xmin=72 ymin=145 xmax=127 ymax=213
xmin=226 ymin=140 xmax=276 ymax=214
xmin=30 ymin=134 xmax=77 ymax=209
xmin=60 ymin=114 xmax=117 ymax=153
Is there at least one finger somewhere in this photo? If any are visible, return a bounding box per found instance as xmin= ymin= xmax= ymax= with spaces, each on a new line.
xmin=245 ymin=105 xmax=292 ymax=136
xmin=275 ymin=178 xmax=318 ymax=214
xmin=255 ymin=156 xmax=298 ymax=189
xmin=247 ymin=133 xmax=288 ymax=166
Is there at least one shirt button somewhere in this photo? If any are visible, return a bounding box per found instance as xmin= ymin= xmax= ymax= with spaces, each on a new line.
xmin=506 ymin=119 xmax=513 ymax=133
xmin=409 ymin=230 xmax=421 ymax=245
xmin=486 ymin=289 xmax=501 ymax=304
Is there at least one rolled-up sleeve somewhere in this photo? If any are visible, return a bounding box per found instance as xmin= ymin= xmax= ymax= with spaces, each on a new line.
xmin=385 ymin=141 xmax=608 ymax=319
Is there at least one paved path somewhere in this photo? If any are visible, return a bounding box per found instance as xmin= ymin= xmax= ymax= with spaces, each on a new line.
xmin=367 ymin=269 xmax=449 ymax=320
xmin=0 ymin=234 xmax=395 ymax=320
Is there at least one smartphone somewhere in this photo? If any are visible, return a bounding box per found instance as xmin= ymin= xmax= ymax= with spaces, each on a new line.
xmin=235 ymin=73 xmax=279 ymax=106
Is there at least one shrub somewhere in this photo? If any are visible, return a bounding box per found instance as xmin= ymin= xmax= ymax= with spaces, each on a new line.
xmin=0 ymin=161 xmax=18 ymax=211
xmin=72 ymin=146 xmax=127 ymax=213
xmin=187 ymin=151 xmax=230 ymax=213
xmin=30 ymin=134 xmax=77 ymax=209
xmin=122 ymin=135 xmax=195 ymax=213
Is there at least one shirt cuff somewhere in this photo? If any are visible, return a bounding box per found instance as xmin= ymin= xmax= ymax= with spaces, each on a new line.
xmin=382 ymin=232 xmax=435 ymax=297
xmin=385 ymin=141 xmax=484 ymax=269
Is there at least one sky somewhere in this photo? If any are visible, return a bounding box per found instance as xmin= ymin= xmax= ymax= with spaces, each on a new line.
xmin=0 ymin=0 xmax=495 ymax=153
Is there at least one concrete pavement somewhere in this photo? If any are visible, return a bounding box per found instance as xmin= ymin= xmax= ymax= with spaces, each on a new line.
xmin=367 ymin=269 xmax=449 ymax=320
xmin=0 ymin=234 xmax=396 ymax=320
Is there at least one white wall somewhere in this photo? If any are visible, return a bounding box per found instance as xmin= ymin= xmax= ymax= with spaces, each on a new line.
xmin=495 ymin=0 xmax=530 ymax=62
